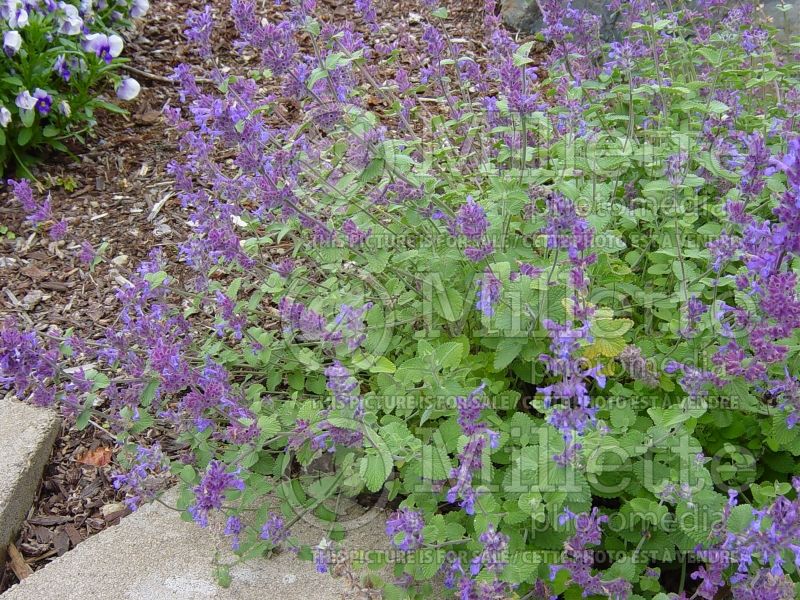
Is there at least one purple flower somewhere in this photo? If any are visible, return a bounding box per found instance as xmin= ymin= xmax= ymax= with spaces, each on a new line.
xmin=111 ymin=444 xmax=170 ymax=510
xmin=664 ymin=151 xmax=689 ymax=186
xmin=332 ymin=303 xmax=371 ymax=350
xmin=188 ymin=461 xmax=245 ymax=527
xmin=324 ymin=361 xmax=359 ymax=408
xmin=49 ymin=220 xmax=68 ymax=240
xmin=310 ymin=420 xmax=363 ymax=453
xmin=447 ymin=384 xmax=497 ymax=514
xmin=33 ymin=89 xmax=52 ymax=115
xmin=53 ymin=55 xmax=71 ymax=81
xmin=184 ymin=6 xmax=214 ymax=58
xmin=9 ymin=179 xmax=51 ymax=224
xmin=475 ymin=269 xmax=502 ymax=318
xmin=313 ymin=538 xmax=332 ymax=573
xmin=224 ymin=516 xmax=243 ymax=550
xmin=273 ymin=258 xmax=295 ymax=277
xmin=452 ymin=196 xmax=490 ymax=241
xmin=3 ymin=30 xmax=21 ymax=56
xmin=470 ymin=524 xmax=509 ymax=575
xmin=130 ymin=0 xmax=150 ymax=18
xmin=260 ymin=512 xmax=288 ymax=545
xmin=83 ymin=33 xmax=124 ymax=63
xmin=116 ymin=77 xmax=141 ymax=101
xmin=551 ymin=508 xmax=630 ymax=598
xmin=57 ymin=2 xmax=83 ymax=35
xmin=386 ymin=508 xmax=424 ymax=551
xmin=341 ymin=219 xmax=371 ymax=246
xmin=0 ymin=106 xmax=10 ymax=128
xmin=15 ymin=90 xmax=37 ymax=112
xmin=78 ymin=241 xmax=95 ymax=264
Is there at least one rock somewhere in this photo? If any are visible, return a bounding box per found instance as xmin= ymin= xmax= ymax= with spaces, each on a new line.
xmin=500 ymin=0 xmax=629 ymax=39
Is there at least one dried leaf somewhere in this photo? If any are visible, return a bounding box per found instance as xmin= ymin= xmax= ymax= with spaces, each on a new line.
xmin=76 ymin=447 xmax=113 ymax=467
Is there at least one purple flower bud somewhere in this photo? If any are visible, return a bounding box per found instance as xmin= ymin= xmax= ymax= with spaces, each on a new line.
xmin=15 ymin=90 xmax=37 ymax=111
xmin=116 ymin=77 xmax=141 ymax=101
xmin=130 ymin=0 xmax=150 ymax=18
xmin=3 ymin=30 xmax=21 ymax=56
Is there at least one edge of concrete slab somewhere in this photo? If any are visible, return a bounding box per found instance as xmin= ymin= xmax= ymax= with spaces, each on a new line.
xmin=0 ymin=397 xmax=60 ymax=565
xmin=1 ymin=488 xmax=393 ymax=600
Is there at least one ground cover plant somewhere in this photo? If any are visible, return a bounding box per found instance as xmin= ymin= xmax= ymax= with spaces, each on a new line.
xmin=0 ymin=0 xmax=148 ymax=175
xmin=4 ymin=0 xmax=800 ymax=598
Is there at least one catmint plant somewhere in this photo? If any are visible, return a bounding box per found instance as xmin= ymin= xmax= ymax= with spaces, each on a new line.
xmin=5 ymin=0 xmax=800 ymax=598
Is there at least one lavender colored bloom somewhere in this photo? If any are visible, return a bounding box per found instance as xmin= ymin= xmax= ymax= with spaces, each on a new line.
xmin=53 ymin=54 xmax=71 ymax=81
xmin=447 ymin=384 xmax=498 ymax=514
xmin=15 ymin=90 xmax=37 ymax=111
xmin=78 ymin=241 xmax=95 ymax=264
xmin=213 ymin=291 xmax=246 ymax=339
xmin=188 ymin=461 xmax=245 ymax=527
xmin=49 ymin=220 xmax=68 ymax=241
xmin=273 ymin=258 xmax=295 ymax=278
xmin=310 ymin=420 xmax=363 ymax=453
xmin=0 ymin=319 xmax=57 ymax=399
xmin=313 ymin=538 xmax=332 ymax=573
xmin=664 ymin=151 xmax=688 ymax=186
xmin=324 ymin=360 xmax=359 ymax=408
xmin=333 ymin=303 xmax=371 ymax=350
xmin=470 ymin=524 xmax=509 ymax=575
xmin=452 ymin=196 xmax=489 ymax=241
xmin=83 ymin=33 xmax=123 ymax=63
xmin=57 ymin=2 xmax=83 ymax=34
xmin=111 ymin=444 xmax=171 ymax=510
xmin=130 ymin=0 xmax=149 ymax=18
xmin=116 ymin=77 xmax=141 ymax=101
xmin=475 ymin=269 xmax=501 ymax=318
xmin=510 ymin=262 xmax=543 ymax=281
xmin=386 ymin=508 xmax=424 ymax=551
xmin=341 ymin=219 xmax=371 ymax=246
xmin=224 ymin=516 xmax=243 ymax=550
xmin=260 ymin=512 xmax=288 ymax=544
xmin=9 ymin=179 xmax=51 ymax=224
xmin=353 ymin=0 xmax=377 ymax=31
xmin=184 ymin=5 xmax=214 ymax=58
xmin=3 ymin=30 xmax=21 ymax=55
xmin=0 ymin=106 xmax=10 ymax=127
xmin=551 ymin=508 xmax=631 ymax=599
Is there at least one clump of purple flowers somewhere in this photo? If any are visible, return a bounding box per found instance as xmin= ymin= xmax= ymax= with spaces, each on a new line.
xmin=446 ymin=384 xmax=498 ymax=514
xmin=550 ymin=508 xmax=631 ymax=599
xmin=188 ymin=461 xmax=245 ymax=527
xmin=112 ymin=444 xmax=171 ymax=510
xmin=386 ymin=508 xmax=424 ymax=551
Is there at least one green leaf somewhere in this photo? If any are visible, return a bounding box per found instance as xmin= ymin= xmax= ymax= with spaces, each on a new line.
xmin=493 ymin=338 xmax=524 ymax=370
xmin=17 ymin=127 xmax=33 ymax=147
xmin=435 ymin=342 xmax=464 ymax=369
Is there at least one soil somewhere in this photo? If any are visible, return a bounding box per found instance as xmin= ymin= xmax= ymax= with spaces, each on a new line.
xmin=0 ymin=0 xmax=543 ymax=591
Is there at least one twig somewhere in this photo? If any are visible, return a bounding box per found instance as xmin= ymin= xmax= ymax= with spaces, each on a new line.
xmin=120 ymin=64 xmax=213 ymax=85
xmin=7 ymin=544 xmax=33 ymax=580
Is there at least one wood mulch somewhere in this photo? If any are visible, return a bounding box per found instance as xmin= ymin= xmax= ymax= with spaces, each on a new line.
xmin=1 ymin=0 xmax=542 ymax=591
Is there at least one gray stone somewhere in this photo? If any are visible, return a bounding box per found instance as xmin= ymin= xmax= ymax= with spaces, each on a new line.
xmin=500 ymin=0 xmax=629 ymax=39
xmin=0 ymin=397 xmax=60 ymax=565
xmin=2 ymin=489 xmax=394 ymax=600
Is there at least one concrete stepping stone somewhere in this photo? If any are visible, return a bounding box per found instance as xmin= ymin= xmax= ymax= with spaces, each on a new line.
xmin=0 ymin=397 xmax=60 ymax=566
xmin=2 ymin=489 xmax=391 ymax=600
